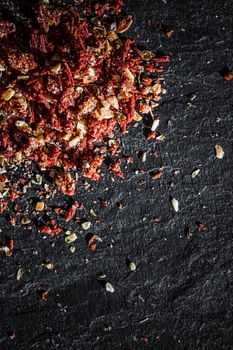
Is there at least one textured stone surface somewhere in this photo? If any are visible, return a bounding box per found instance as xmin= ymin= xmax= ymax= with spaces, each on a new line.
xmin=0 ymin=0 xmax=233 ymax=349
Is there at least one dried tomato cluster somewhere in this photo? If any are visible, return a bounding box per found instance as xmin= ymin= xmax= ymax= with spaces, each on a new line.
xmin=0 ymin=1 xmax=168 ymax=195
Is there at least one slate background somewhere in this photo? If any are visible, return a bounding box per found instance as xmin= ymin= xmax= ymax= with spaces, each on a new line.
xmin=0 ymin=0 xmax=233 ymax=349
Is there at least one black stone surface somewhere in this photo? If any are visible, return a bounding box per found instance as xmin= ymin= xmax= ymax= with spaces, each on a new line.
xmin=0 ymin=0 xmax=233 ymax=349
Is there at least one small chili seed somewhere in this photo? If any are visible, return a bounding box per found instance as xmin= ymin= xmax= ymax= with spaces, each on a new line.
xmin=81 ymin=221 xmax=91 ymax=230
xmin=16 ymin=268 xmax=24 ymax=280
xmin=1 ymin=88 xmax=15 ymax=101
xmin=129 ymin=262 xmax=136 ymax=271
xmin=215 ymin=144 xmax=224 ymax=159
xmin=51 ymin=63 xmax=61 ymax=73
xmin=35 ymin=201 xmax=45 ymax=211
xmin=65 ymin=232 xmax=77 ymax=244
xmin=105 ymin=282 xmax=114 ymax=293
xmin=171 ymin=197 xmax=179 ymax=212
xmin=21 ymin=217 xmax=31 ymax=225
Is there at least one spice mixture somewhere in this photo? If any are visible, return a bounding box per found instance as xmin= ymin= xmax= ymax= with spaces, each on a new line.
xmin=0 ymin=0 xmax=168 ymax=243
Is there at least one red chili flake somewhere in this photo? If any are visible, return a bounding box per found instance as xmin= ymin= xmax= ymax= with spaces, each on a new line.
xmin=8 ymin=331 xmax=16 ymax=340
xmin=152 ymin=151 xmax=158 ymax=157
xmin=125 ymin=156 xmax=134 ymax=164
xmin=146 ymin=19 xmax=152 ymax=27
xmin=100 ymin=200 xmax=109 ymax=207
xmin=38 ymin=290 xmax=48 ymax=301
xmin=152 ymin=171 xmax=163 ymax=180
xmin=198 ymin=223 xmax=207 ymax=232
xmin=86 ymin=234 xmax=96 ymax=250
xmin=64 ymin=201 xmax=79 ymax=222
xmin=139 ymin=335 xmax=149 ymax=343
xmin=9 ymin=217 xmax=16 ymax=226
xmin=147 ymin=131 xmax=157 ymax=140
xmin=158 ymin=23 xmax=174 ymax=38
xmin=53 ymin=227 xmax=62 ymax=234
xmin=153 ymin=216 xmax=161 ymax=222
xmin=109 ymin=159 xmax=124 ymax=179
xmin=89 ymin=243 xmax=97 ymax=251
xmin=224 ymin=72 xmax=233 ymax=80
xmin=8 ymin=239 xmax=14 ymax=251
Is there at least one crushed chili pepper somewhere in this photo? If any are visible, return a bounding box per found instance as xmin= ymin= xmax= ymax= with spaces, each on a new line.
xmin=224 ymin=72 xmax=233 ymax=80
xmin=158 ymin=23 xmax=174 ymax=38
xmin=0 ymin=0 xmax=168 ymax=197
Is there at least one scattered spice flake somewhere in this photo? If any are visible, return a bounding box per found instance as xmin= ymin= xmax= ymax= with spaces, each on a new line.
xmin=100 ymin=199 xmax=109 ymax=207
xmin=157 ymin=134 xmax=166 ymax=141
xmin=224 ymin=72 xmax=233 ymax=80
xmin=81 ymin=221 xmax=91 ymax=230
xmin=170 ymin=197 xmax=179 ymax=212
xmin=152 ymin=171 xmax=163 ymax=180
xmin=105 ymin=282 xmax=115 ymax=293
xmin=146 ymin=19 xmax=152 ymax=27
xmin=86 ymin=233 xmax=97 ymax=251
xmin=116 ymin=15 xmax=133 ymax=33
xmin=139 ymin=335 xmax=149 ymax=343
xmin=16 ymin=267 xmax=24 ymax=280
xmin=215 ymin=144 xmax=225 ymax=159
xmin=8 ymin=331 xmax=16 ymax=340
xmin=158 ymin=23 xmax=174 ymax=38
xmin=191 ymin=169 xmax=200 ymax=178
xmin=89 ymin=209 xmax=97 ymax=217
xmin=65 ymin=232 xmax=77 ymax=244
xmin=35 ymin=201 xmax=45 ymax=211
xmin=147 ymin=131 xmax=157 ymax=140
xmin=64 ymin=201 xmax=79 ymax=222
xmin=38 ymin=290 xmax=48 ymax=301
xmin=139 ymin=317 xmax=149 ymax=324
xmin=151 ymin=118 xmax=160 ymax=131
xmin=128 ymin=261 xmax=136 ymax=271
xmin=198 ymin=223 xmax=207 ymax=232
xmin=8 ymin=239 xmax=14 ymax=252
xmin=42 ymin=261 xmax=54 ymax=270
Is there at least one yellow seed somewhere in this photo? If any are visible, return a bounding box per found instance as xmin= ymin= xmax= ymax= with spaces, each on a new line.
xmin=1 ymin=88 xmax=15 ymax=101
xmin=37 ymin=135 xmax=45 ymax=145
xmin=15 ymin=151 xmax=22 ymax=161
xmin=35 ymin=201 xmax=45 ymax=211
xmin=51 ymin=63 xmax=61 ymax=73
xmin=21 ymin=217 xmax=31 ymax=225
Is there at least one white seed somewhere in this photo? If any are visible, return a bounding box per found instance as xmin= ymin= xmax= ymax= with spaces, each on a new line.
xmin=15 ymin=120 xmax=28 ymax=130
xmin=65 ymin=232 xmax=77 ymax=244
xmin=215 ymin=144 xmax=224 ymax=159
xmin=124 ymin=68 xmax=134 ymax=83
xmin=81 ymin=221 xmax=91 ymax=230
xmin=70 ymin=246 xmax=76 ymax=253
xmin=69 ymin=136 xmax=80 ymax=148
xmin=157 ymin=134 xmax=166 ymax=141
xmin=191 ymin=169 xmax=200 ymax=178
xmin=16 ymin=268 xmax=24 ymax=280
xmin=105 ymin=282 xmax=114 ymax=293
xmin=129 ymin=262 xmax=136 ymax=271
xmin=171 ymin=197 xmax=179 ymax=212
xmin=107 ymin=95 xmax=119 ymax=110
xmin=140 ymin=152 xmax=147 ymax=163
xmin=151 ymin=118 xmax=160 ymax=131
xmin=90 ymin=209 xmax=97 ymax=217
